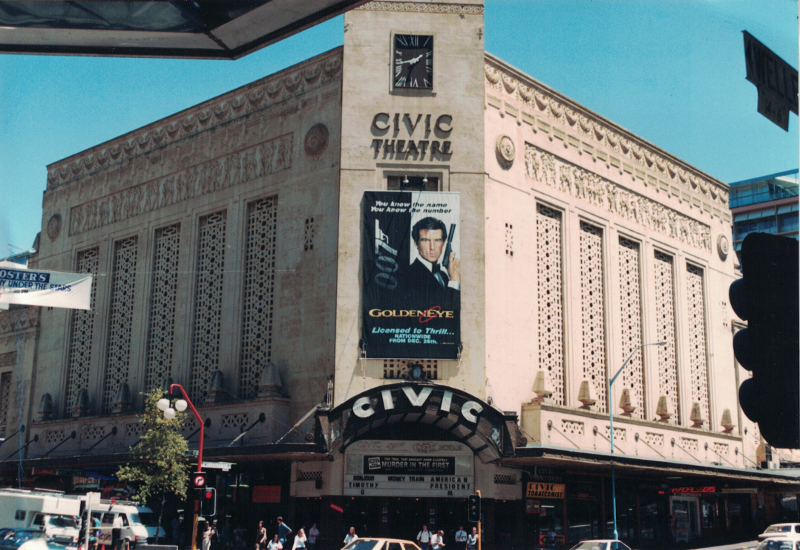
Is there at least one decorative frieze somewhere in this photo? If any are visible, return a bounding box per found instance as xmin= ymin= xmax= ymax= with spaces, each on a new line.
xmin=526 ymin=143 xmax=711 ymax=252
xmin=486 ymin=59 xmax=729 ymax=210
xmin=0 ymin=307 xmax=40 ymax=334
xmin=47 ymin=53 xmax=341 ymax=189
xmin=356 ymin=2 xmax=484 ymax=14
xmin=68 ymin=134 xmax=293 ymax=236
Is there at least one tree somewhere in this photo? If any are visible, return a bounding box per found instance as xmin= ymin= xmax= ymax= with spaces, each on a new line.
xmin=117 ymin=388 xmax=190 ymax=543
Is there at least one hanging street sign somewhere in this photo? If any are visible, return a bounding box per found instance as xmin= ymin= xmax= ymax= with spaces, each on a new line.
xmin=743 ymin=31 xmax=798 ymax=131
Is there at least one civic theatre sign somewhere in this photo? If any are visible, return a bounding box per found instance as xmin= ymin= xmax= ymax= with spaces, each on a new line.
xmin=345 ymin=440 xmax=473 ymax=498
xmin=370 ymin=113 xmax=453 ymax=159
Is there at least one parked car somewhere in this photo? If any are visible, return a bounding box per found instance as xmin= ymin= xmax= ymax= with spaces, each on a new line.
xmin=759 ymin=524 xmax=800 ymax=542
xmin=0 ymin=529 xmax=46 ymax=550
xmin=568 ymin=541 xmax=633 ymax=550
xmin=342 ymin=538 xmax=422 ymax=550
xmin=757 ymin=539 xmax=800 ymax=550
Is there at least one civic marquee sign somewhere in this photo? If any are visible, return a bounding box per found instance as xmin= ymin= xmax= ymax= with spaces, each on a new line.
xmin=345 ymin=440 xmax=473 ymax=498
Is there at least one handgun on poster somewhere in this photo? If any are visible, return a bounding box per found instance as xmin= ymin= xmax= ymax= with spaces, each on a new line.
xmin=441 ymin=223 xmax=456 ymax=269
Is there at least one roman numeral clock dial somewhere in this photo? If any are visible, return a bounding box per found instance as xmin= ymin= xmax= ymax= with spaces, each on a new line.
xmin=393 ymin=34 xmax=433 ymax=89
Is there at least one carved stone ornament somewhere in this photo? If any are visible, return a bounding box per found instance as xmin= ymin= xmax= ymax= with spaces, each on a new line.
xmin=717 ymin=234 xmax=729 ymax=259
xmin=495 ymin=134 xmax=515 ymax=168
xmin=304 ymin=123 xmax=329 ymax=158
xmin=46 ymin=214 xmax=62 ymax=241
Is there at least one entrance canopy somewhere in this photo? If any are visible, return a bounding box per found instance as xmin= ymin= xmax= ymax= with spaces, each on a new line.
xmin=0 ymin=0 xmax=368 ymax=59
xmin=316 ymin=382 xmax=522 ymax=463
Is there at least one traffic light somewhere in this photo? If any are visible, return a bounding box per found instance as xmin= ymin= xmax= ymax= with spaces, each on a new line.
xmin=467 ymin=494 xmax=481 ymax=523
xmin=199 ymin=487 xmax=217 ymax=517
xmin=730 ymin=232 xmax=799 ymax=449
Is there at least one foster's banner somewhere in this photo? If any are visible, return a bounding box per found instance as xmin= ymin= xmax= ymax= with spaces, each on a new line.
xmin=0 ymin=261 xmax=93 ymax=310
xmin=362 ymin=191 xmax=460 ymax=359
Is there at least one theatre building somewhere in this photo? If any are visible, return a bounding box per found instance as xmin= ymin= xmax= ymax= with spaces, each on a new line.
xmin=1 ymin=0 xmax=798 ymax=548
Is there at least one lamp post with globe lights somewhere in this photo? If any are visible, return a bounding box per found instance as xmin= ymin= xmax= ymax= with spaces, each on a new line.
xmin=157 ymin=384 xmax=202 ymax=550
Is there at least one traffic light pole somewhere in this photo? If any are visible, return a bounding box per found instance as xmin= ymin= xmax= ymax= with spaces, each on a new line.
xmin=168 ymin=384 xmax=204 ymax=550
xmin=476 ymin=490 xmax=481 ymax=550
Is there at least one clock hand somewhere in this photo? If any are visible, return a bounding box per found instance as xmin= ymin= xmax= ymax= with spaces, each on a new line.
xmin=398 ymin=54 xmax=424 ymax=65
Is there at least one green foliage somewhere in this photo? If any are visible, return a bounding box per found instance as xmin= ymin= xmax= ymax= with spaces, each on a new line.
xmin=117 ymin=389 xmax=190 ymax=503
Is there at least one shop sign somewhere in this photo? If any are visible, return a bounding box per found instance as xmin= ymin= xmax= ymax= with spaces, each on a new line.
xmin=659 ymin=486 xmax=715 ymax=495
xmin=253 ymin=485 xmax=281 ymax=503
xmin=530 ymin=467 xmax=564 ymax=483
xmin=720 ymin=488 xmax=758 ymax=494
xmin=526 ymin=483 xmax=565 ymax=499
xmin=525 ymin=500 xmax=541 ymax=514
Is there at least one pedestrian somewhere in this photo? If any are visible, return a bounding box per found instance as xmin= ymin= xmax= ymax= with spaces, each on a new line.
xmin=277 ymin=518 xmax=292 ymax=547
xmin=221 ymin=519 xmax=230 ymax=549
xmin=454 ymin=526 xmax=466 ymax=550
xmin=112 ymin=513 xmax=124 ymax=550
xmin=307 ymin=524 xmax=319 ymax=550
xmin=416 ymin=525 xmax=431 ymax=550
xmin=202 ymin=522 xmax=213 ymax=550
xmin=431 ymin=530 xmax=445 ymax=550
xmin=292 ymin=529 xmax=307 ymax=550
xmin=343 ymin=527 xmax=357 ymax=546
xmin=268 ymin=535 xmax=283 ymax=550
xmin=171 ymin=517 xmax=182 ymax=548
xmin=466 ymin=528 xmax=478 ymax=550
xmin=257 ymin=522 xmax=268 ymax=550
xmin=211 ymin=521 xmax=220 ymax=550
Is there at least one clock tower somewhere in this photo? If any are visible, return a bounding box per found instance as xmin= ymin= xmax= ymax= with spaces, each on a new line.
xmin=336 ymin=0 xmax=487 ymax=405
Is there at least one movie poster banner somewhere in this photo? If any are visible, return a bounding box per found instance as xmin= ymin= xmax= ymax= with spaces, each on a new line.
xmin=362 ymin=191 xmax=460 ymax=359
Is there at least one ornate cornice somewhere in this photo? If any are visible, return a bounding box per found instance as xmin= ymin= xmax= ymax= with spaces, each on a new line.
xmin=356 ymin=1 xmax=483 ymax=13
xmin=0 ymin=307 xmax=40 ymax=335
xmin=46 ymin=49 xmax=343 ymax=190
xmin=526 ymin=143 xmax=711 ymax=253
xmin=484 ymin=54 xmax=730 ymax=214
xmin=69 ymin=134 xmax=292 ymax=236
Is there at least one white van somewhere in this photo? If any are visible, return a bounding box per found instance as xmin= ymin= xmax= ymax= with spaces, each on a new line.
xmin=90 ymin=504 xmax=166 ymax=549
xmin=0 ymin=489 xmax=82 ymax=545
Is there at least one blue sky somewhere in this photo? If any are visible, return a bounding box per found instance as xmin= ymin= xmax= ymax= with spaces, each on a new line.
xmin=1 ymin=0 xmax=797 ymax=256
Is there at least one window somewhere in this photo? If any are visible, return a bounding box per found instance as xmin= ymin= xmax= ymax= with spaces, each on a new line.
xmin=387 ymin=175 xmax=438 ymax=191
xmin=14 ymin=510 xmax=25 ymax=521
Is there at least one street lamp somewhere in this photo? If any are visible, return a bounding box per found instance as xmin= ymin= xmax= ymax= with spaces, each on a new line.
xmin=160 ymin=384 xmax=204 ymax=550
xmin=609 ymin=341 xmax=666 ymax=540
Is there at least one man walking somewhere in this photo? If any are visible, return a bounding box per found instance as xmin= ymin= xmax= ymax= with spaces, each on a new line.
xmin=277 ymin=518 xmax=292 ymax=547
xmin=417 ymin=526 xmax=431 ymax=550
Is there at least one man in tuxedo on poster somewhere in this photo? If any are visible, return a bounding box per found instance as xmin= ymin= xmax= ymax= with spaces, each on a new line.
xmin=405 ymin=216 xmax=460 ymax=309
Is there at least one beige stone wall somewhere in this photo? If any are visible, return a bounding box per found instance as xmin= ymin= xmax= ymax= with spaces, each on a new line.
xmin=335 ymin=0 xmax=487 ymax=405
xmin=483 ymin=53 xmax=744 ymax=461
xmin=0 ymin=308 xmax=38 ymax=445
xmin=30 ymin=48 xmax=344 ymax=429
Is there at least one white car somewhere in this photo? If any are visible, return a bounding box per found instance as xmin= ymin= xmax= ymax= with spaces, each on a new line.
xmin=568 ymin=541 xmax=632 ymax=550
xmin=759 ymin=524 xmax=800 ymax=542
xmin=757 ymin=539 xmax=800 ymax=550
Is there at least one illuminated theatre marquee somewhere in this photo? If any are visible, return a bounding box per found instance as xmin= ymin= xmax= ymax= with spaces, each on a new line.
xmin=352 ymin=385 xmax=483 ymax=423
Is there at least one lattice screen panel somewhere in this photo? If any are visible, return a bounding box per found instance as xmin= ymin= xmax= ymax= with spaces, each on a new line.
xmin=686 ymin=264 xmax=710 ymax=425
xmin=239 ymin=197 xmax=278 ymax=400
xmin=383 ymin=359 xmax=438 ymax=380
xmin=65 ymin=248 xmax=99 ymax=415
xmin=304 ymin=217 xmax=315 ymax=251
xmin=580 ymin=222 xmax=607 ymax=412
xmin=654 ymin=251 xmax=680 ymax=423
xmin=103 ymin=236 xmax=138 ymax=414
xmin=145 ymin=224 xmax=181 ymax=391
xmin=0 ymin=372 xmax=11 ymax=435
xmin=618 ymin=237 xmax=644 ymax=418
xmin=190 ymin=211 xmax=227 ymax=403
xmin=536 ymin=204 xmax=565 ymax=405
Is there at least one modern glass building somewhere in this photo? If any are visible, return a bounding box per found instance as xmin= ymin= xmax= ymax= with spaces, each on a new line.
xmin=730 ymin=169 xmax=799 ymax=261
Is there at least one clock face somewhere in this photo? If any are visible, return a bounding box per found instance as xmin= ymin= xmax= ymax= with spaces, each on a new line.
xmin=393 ymin=34 xmax=433 ymax=89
